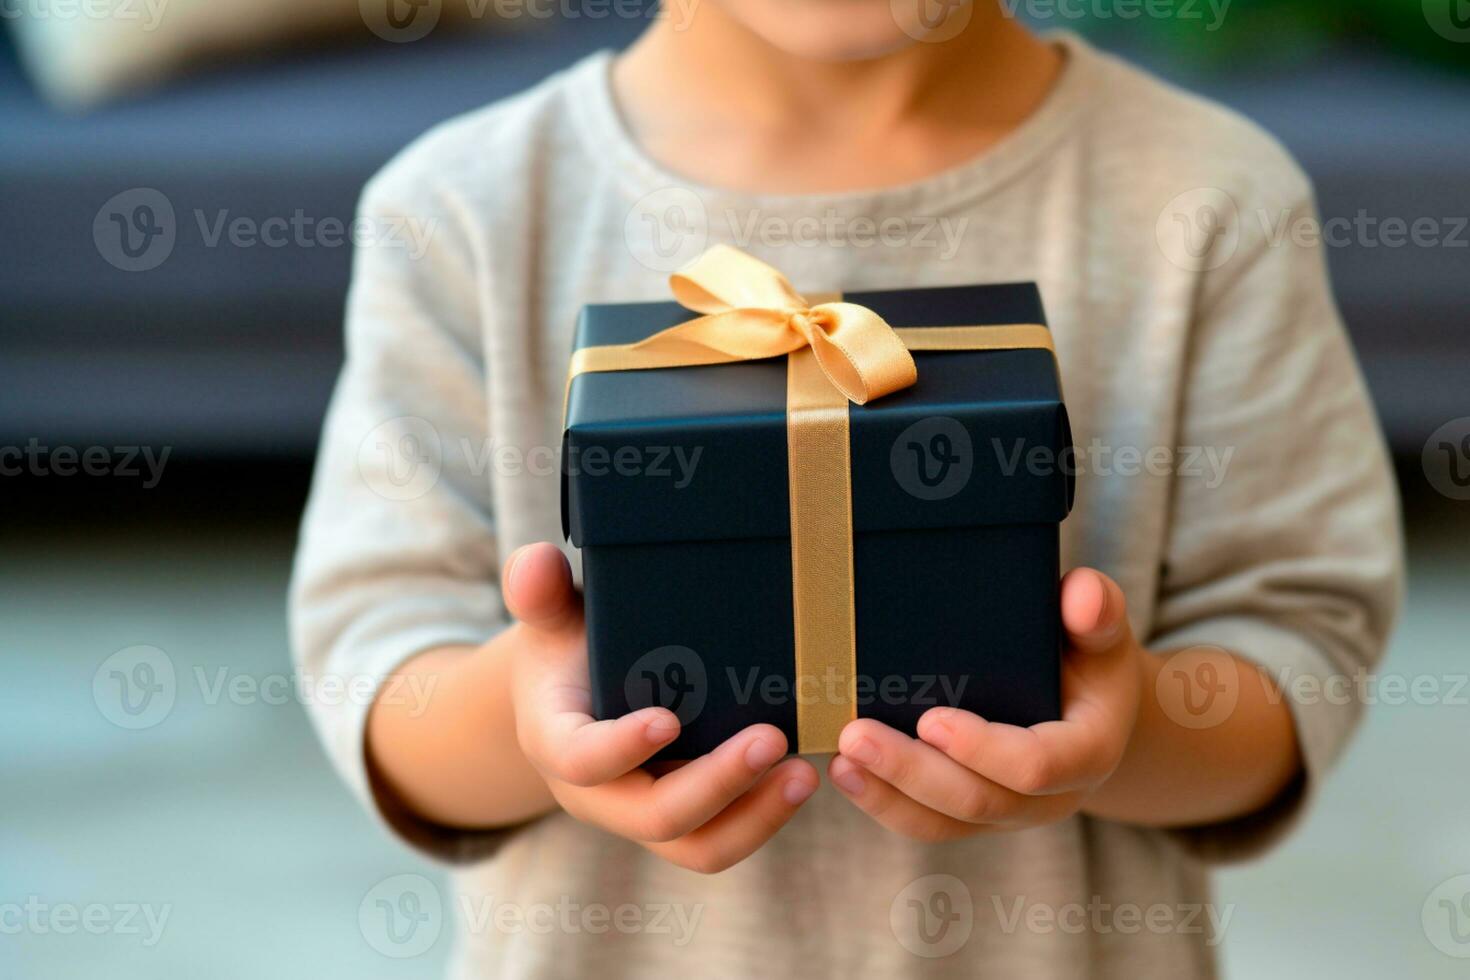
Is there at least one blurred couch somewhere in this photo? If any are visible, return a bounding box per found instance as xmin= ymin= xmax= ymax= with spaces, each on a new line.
xmin=1 ymin=18 xmax=1465 ymax=458
xmin=0 ymin=16 xmax=643 ymax=458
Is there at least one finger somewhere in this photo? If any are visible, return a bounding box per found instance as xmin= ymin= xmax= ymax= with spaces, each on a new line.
xmin=528 ymin=705 xmax=681 ymax=787
xmin=514 ymin=628 xmax=679 ymax=784
xmin=503 ymin=543 xmax=583 ymax=636
xmin=1061 ymin=567 xmax=1134 ymax=658
xmin=1055 ymin=568 xmax=1144 ymax=761
xmin=507 ymin=561 xmax=673 ymax=784
xmin=905 ymin=569 xmax=1138 ymax=797
xmin=827 ymin=755 xmax=978 ymax=843
xmin=837 ymin=719 xmax=1077 ymax=826
xmin=651 ymin=758 xmax=819 ymax=874
xmin=595 ymin=725 xmax=790 ymax=842
xmin=917 ymin=704 xmax=1125 ymax=797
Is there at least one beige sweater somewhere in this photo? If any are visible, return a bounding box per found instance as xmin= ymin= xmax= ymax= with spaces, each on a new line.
xmin=290 ymin=35 xmax=1403 ymax=979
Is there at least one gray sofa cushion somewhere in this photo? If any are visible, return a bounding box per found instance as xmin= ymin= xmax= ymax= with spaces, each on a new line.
xmin=2 ymin=28 xmax=1465 ymax=454
xmin=1 ymin=19 xmax=641 ymax=453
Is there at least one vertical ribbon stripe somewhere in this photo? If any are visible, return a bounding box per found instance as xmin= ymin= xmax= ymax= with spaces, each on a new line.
xmin=785 ymin=292 xmax=856 ymax=753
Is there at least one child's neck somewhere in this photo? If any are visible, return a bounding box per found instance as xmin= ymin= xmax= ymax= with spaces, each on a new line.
xmin=613 ymin=6 xmax=1063 ymax=195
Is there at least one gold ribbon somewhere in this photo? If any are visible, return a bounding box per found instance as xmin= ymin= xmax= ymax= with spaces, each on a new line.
xmin=567 ymin=245 xmax=1055 ymax=753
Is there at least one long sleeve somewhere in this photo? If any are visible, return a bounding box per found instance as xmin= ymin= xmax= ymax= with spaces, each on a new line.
xmin=1149 ymin=187 xmax=1406 ymax=863
xmin=288 ymin=158 xmax=510 ymax=859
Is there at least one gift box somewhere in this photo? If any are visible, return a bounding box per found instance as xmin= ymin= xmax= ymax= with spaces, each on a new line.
xmin=561 ymin=248 xmax=1074 ymax=760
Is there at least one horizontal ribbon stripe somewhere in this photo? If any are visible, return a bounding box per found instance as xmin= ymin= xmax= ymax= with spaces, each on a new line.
xmin=566 ymin=324 xmax=1054 ymax=382
xmin=896 ymin=324 xmax=1055 ymax=354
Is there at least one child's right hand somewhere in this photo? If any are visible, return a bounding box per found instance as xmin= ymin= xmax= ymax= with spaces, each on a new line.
xmin=504 ymin=543 xmax=820 ymax=874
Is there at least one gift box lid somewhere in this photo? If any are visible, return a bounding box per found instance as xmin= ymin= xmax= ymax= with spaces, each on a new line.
xmin=563 ymin=283 xmax=1073 ymax=548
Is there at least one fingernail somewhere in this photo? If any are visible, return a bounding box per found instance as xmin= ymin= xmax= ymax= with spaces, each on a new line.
xmin=745 ymin=737 xmax=782 ymax=770
xmin=643 ymin=712 xmax=680 ymax=743
xmin=506 ymin=547 xmax=529 ymax=594
xmin=922 ymin=718 xmax=953 ymax=751
xmin=845 ymin=737 xmax=880 ymax=767
xmin=830 ymin=762 xmax=866 ymax=795
xmin=782 ymin=777 xmax=816 ymax=806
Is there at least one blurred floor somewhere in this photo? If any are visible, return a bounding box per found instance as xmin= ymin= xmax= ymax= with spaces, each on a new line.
xmin=1214 ymin=486 xmax=1470 ymax=978
xmin=1 ymin=472 xmax=1466 ymax=978
xmin=0 ymin=508 xmax=451 ymax=979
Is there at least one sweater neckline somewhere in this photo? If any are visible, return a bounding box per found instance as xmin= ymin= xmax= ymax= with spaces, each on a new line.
xmin=567 ymin=32 xmax=1102 ymax=216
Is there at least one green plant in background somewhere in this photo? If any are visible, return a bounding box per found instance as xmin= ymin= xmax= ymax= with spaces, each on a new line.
xmin=1061 ymin=0 xmax=1470 ymax=74
xmin=1380 ymin=0 xmax=1470 ymax=64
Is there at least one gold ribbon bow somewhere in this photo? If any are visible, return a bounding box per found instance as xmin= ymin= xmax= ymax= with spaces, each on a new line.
xmin=567 ymin=246 xmax=1054 ymax=753
xmin=569 ymin=245 xmax=919 ymax=402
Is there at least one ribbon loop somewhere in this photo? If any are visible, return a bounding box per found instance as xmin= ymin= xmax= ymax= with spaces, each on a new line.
xmin=806 ymin=301 xmax=917 ymax=404
xmin=669 ymin=243 xmax=808 ymax=313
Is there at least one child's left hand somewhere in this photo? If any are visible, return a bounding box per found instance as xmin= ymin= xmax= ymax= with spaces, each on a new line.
xmin=829 ymin=567 xmax=1144 ymax=840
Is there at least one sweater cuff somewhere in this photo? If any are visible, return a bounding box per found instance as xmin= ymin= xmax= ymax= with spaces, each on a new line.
xmin=317 ymin=623 xmax=532 ymax=865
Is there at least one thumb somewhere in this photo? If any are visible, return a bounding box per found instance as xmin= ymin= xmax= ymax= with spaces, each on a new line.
xmin=503 ymin=543 xmax=583 ymax=636
xmin=1060 ymin=567 xmax=1134 ymax=657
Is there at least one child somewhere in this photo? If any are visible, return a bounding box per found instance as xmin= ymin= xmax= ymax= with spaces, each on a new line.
xmin=291 ymin=2 xmax=1403 ymax=976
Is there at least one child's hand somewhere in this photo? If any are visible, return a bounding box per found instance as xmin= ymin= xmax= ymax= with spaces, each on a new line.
xmin=506 ymin=543 xmax=820 ymax=873
xmin=827 ymin=568 xmax=1144 ymax=841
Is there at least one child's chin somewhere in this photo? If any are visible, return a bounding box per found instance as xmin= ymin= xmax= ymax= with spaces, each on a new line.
xmin=728 ymin=0 xmax=931 ymax=62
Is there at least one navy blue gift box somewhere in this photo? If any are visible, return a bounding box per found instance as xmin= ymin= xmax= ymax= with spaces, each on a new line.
xmin=562 ymin=282 xmax=1074 ymax=760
